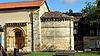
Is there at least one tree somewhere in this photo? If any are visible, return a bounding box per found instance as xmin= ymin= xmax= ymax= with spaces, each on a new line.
xmin=80 ymin=1 xmax=100 ymax=24
xmin=97 ymin=0 xmax=100 ymax=8
xmin=69 ymin=9 xmax=73 ymax=13
xmin=81 ymin=1 xmax=97 ymax=14
xmin=81 ymin=13 xmax=100 ymax=24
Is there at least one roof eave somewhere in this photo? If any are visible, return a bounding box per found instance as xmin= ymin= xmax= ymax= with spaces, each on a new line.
xmin=41 ymin=17 xmax=73 ymax=19
xmin=44 ymin=1 xmax=50 ymax=12
xmin=0 ymin=6 xmax=40 ymax=10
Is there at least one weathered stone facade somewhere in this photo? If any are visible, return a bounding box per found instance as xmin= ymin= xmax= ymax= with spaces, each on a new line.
xmin=41 ymin=21 xmax=74 ymax=50
xmin=41 ymin=12 xmax=74 ymax=50
xmin=0 ymin=0 xmax=49 ymax=52
xmin=0 ymin=0 xmax=74 ymax=53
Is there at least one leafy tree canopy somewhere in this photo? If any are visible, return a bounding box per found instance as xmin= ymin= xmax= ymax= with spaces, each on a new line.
xmin=81 ymin=1 xmax=97 ymax=14
xmin=81 ymin=1 xmax=100 ymax=24
xmin=69 ymin=9 xmax=73 ymax=13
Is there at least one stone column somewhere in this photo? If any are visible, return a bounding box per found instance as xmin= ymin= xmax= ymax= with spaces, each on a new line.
xmin=26 ymin=22 xmax=32 ymax=52
xmin=70 ymin=20 xmax=74 ymax=50
xmin=33 ymin=12 xmax=40 ymax=51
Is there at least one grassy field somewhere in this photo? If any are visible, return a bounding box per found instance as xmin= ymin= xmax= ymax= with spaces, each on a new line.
xmin=73 ymin=52 xmax=100 ymax=56
xmin=25 ymin=52 xmax=100 ymax=56
xmin=25 ymin=52 xmax=55 ymax=56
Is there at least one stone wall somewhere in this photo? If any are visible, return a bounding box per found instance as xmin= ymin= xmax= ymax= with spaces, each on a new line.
xmin=0 ymin=1 xmax=49 ymax=52
xmin=41 ymin=21 xmax=74 ymax=50
xmin=0 ymin=9 xmax=40 ymax=52
xmin=33 ymin=11 xmax=40 ymax=51
xmin=6 ymin=25 xmax=27 ymax=52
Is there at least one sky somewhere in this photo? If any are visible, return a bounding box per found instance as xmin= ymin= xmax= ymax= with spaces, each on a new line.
xmin=0 ymin=0 xmax=96 ymax=12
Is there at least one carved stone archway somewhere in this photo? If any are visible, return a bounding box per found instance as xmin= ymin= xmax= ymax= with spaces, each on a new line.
xmin=7 ymin=27 xmax=26 ymax=50
xmin=14 ymin=28 xmax=25 ymax=49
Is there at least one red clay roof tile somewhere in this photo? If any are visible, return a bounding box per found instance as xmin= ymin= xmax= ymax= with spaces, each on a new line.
xmin=41 ymin=12 xmax=72 ymax=18
xmin=0 ymin=0 xmax=44 ymax=9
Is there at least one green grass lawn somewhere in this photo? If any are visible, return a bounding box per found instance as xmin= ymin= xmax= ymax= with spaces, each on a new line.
xmin=25 ymin=52 xmax=55 ymax=56
xmin=25 ymin=52 xmax=100 ymax=56
xmin=73 ymin=52 xmax=100 ymax=56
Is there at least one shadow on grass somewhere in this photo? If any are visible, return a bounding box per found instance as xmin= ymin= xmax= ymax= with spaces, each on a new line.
xmin=94 ymin=51 xmax=100 ymax=55
xmin=9 ymin=51 xmax=100 ymax=56
xmin=23 ymin=52 xmax=55 ymax=56
xmin=20 ymin=52 xmax=74 ymax=56
xmin=53 ymin=55 xmax=69 ymax=56
xmin=8 ymin=52 xmax=32 ymax=56
xmin=19 ymin=52 xmax=32 ymax=56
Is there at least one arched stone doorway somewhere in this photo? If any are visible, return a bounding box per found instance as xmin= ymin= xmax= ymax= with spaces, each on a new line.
xmin=14 ymin=29 xmax=25 ymax=49
xmin=7 ymin=28 xmax=25 ymax=50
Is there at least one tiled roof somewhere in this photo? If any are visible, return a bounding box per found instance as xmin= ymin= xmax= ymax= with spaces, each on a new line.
xmin=0 ymin=0 xmax=44 ymax=9
xmin=63 ymin=13 xmax=82 ymax=16
xmin=41 ymin=12 xmax=72 ymax=18
xmin=63 ymin=13 xmax=83 ymax=22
